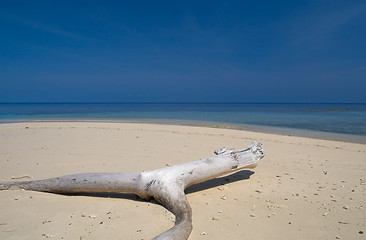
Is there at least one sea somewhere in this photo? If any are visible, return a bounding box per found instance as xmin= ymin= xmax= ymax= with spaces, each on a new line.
xmin=1 ymin=103 xmax=366 ymax=143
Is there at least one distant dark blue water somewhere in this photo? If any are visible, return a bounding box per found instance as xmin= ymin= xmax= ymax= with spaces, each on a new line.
xmin=1 ymin=103 xmax=366 ymax=137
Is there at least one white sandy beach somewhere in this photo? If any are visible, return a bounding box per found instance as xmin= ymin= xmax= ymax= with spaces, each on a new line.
xmin=0 ymin=122 xmax=365 ymax=240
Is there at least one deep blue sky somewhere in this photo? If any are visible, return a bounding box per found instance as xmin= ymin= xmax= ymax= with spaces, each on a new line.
xmin=1 ymin=1 xmax=365 ymax=103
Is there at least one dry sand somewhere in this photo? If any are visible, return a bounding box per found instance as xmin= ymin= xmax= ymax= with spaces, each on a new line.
xmin=0 ymin=122 xmax=365 ymax=240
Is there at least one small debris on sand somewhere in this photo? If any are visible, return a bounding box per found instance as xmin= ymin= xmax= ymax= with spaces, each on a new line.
xmin=42 ymin=233 xmax=54 ymax=238
xmin=11 ymin=175 xmax=32 ymax=180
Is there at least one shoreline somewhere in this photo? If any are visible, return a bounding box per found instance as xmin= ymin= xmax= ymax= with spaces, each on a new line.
xmin=1 ymin=118 xmax=365 ymax=144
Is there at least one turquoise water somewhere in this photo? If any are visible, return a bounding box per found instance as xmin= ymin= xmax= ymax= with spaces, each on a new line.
xmin=1 ymin=103 xmax=366 ymax=138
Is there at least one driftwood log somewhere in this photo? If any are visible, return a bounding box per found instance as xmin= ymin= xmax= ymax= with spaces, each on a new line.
xmin=0 ymin=141 xmax=264 ymax=240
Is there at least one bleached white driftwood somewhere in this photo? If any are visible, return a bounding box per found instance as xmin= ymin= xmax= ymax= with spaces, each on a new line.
xmin=0 ymin=141 xmax=264 ymax=240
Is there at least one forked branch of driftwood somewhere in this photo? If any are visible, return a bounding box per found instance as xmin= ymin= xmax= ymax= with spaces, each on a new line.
xmin=1 ymin=141 xmax=265 ymax=240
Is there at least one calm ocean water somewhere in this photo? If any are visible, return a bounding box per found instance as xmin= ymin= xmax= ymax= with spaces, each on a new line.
xmin=1 ymin=103 xmax=366 ymax=141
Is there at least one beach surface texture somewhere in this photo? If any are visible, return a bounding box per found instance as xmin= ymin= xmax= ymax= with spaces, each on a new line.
xmin=0 ymin=122 xmax=365 ymax=239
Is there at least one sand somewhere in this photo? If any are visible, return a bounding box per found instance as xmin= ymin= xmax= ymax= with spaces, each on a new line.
xmin=0 ymin=122 xmax=365 ymax=240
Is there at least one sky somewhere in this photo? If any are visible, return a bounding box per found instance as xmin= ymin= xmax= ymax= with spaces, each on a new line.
xmin=0 ymin=1 xmax=365 ymax=103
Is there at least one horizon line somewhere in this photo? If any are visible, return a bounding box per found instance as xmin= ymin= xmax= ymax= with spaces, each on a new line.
xmin=0 ymin=101 xmax=366 ymax=105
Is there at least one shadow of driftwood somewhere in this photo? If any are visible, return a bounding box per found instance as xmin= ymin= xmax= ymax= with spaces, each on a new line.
xmin=65 ymin=170 xmax=255 ymax=201
xmin=185 ymin=170 xmax=254 ymax=194
xmin=67 ymin=192 xmax=144 ymax=201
